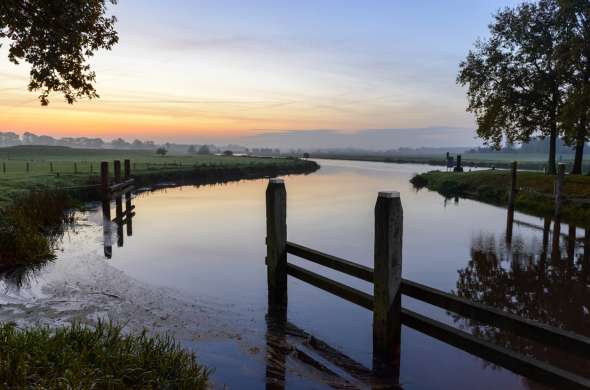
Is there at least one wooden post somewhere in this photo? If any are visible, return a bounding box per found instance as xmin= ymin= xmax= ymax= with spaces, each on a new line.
xmin=506 ymin=161 xmax=517 ymax=243
xmin=90 ymin=163 xmax=93 ymax=174
xmin=100 ymin=162 xmax=109 ymax=195
xmin=114 ymin=160 xmax=121 ymax=183
xmin=124 ymin=159 xmax=131 ymax=180
xmin=266 ymin=178 xmax=287 ymax=307
xmin=554 ymin=163 xmax=565 ymax=220
xmin=373 ymin=191 xmax=403 ymax=378
xmin=74 ymin=162 xmax=78 ymax=174
xmin=453 ymin=155 xmax=464 ymax=172
xmin=26 ymin=162 xmax=30 ymax=173
xmin=2 ymin=162 xmax=5 ymax=174
xmin=49 ymin=162 xmax=53 ymax=173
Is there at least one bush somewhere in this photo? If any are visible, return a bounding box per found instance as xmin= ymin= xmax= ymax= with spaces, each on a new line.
xmin=0 ymin=322 xmax=209 ymax=389
xmin=410 ymin=174 xmax=428 ymax=189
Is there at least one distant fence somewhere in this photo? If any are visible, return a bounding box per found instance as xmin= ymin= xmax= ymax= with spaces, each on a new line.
xmin=265 ymin=178 xmax=590 ymax=389
xmin=0 ymin=160 xmax=200 ymax=176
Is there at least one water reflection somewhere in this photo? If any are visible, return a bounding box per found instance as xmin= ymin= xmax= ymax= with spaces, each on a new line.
xmin=101 ymin=191 xmax=136 ymax=259
xmin=454 ymin=215 xmax=590 ymax=381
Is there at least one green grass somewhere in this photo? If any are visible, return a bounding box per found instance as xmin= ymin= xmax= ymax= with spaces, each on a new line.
xmin=0 ymin=145 xmax=318 ymax=206
xmin=411 ymin=170 xmax=590 ymax=226
xmin=0 ymin=322 xmax=208 ymax=389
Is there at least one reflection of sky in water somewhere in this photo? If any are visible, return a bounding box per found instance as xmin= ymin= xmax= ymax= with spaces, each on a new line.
xmin=55 ymin=159 xmax=587 ymax=389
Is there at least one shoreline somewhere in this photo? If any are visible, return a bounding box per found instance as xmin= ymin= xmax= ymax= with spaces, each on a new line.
xmin=302 ymin=154 xmax=590 ymax=172
xmin=411 ymin=169 xmax=590 ymax=227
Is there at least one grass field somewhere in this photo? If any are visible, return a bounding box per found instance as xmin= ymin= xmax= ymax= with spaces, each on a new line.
xmin=0 ymin=146 xmax=317 ymax=205
xmin=412 ymin=169 xmax=590 ymax=226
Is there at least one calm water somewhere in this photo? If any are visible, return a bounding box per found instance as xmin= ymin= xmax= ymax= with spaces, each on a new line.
xmin=5 ymin=159 xmax=590 ymax=389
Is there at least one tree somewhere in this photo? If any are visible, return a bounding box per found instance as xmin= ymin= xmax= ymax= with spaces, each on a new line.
xmin=458 ymin=0 xmax=568 ymax=175
xmin=156 ymin=147 xmax=168 ymax=157
xmin=187 ymin=145 xmax=197 ymax=155
xmin=111 ymin=137 xmax=129 ymax=149
xmin=559 ymin=0 xmax=590 ymax=174
xmin=197 ymin=145 xmax=211 ymax=155
xmin=223 ymin=150 xmax=233 ymax=156
xmin=0 ymin=0 xmax=119 ymax=105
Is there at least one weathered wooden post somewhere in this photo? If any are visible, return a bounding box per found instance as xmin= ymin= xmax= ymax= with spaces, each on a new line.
xmin=49 ymin=162 xmax=53 ymax=173
xmin=265 ymin=179 xmax=288 ymax=389
xmin=100 ymin=161 xmax=109 ymax=195
xmin=266 ymin=178 xmax=287 ymax=307
xmin=26 ymin=162 xmax=30 ymax=173
xmin=74 ymin=162 xmax=78 ymax=174
xmin=113 ymin=160 xmax=122 ymax=183
xmin=453 ymin=155 xmax=464 ymax=172
xmin=506 ymin=161 xmax=517 ymax=243
xmin=551 ymin=164 xmax=566 ymax=260
xmin=373 ymin=191 xmax=403 ymax=378
xmin=90 ymin=163 xmax=93 ymax=174
xmin=2 ymin=162 xmax=5 ymax=174
xmin=124 ymin=159 xmax=131 ymax=180
xmin=554 ymin=163 xmax=565 ymax=220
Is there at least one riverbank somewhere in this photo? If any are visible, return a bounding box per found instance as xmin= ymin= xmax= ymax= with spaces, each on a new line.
xmin=0 ymin=145 xmax=319 ymax=206
xmin=306 ymin=153 xmax=590 ymax=172
xmin=411 ymin=170 xmax=590 ymax=226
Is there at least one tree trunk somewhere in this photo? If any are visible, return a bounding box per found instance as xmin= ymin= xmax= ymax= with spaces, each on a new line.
xmin=571 ymin=115 xmax=587 ymax=175
xmin=547 ymin=128 xmax=557 ymax=175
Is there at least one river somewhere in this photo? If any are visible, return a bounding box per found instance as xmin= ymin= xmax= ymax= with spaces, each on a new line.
xmin=1 ymin=159 xmax=588 ymax=389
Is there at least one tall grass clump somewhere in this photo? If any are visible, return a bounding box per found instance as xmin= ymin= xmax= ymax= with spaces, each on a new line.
xmin=0 ymin=191 xmax=75 ymax=270
xmin=0 ymin=322 xmax=209 ymax=389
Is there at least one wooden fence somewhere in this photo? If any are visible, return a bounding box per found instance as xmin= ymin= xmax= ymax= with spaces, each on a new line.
xmin=100 ymin=160 xmax=135 ymax=259
xmin=265 ymin=178 xmax=590 ymax=389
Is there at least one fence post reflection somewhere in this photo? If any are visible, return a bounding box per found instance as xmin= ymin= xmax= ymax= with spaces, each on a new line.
xmin=101 ymin=198 xmax=112 ymax=259
xmin=265 ymin=299 xmax=287 ymax=389
xmin=115 ymin=195 xmax=124 ymax=247
xmin=125 ymin=191 xmax=133 ymax=237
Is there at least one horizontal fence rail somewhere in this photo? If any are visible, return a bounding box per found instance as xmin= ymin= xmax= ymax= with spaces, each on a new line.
xmin=286 ymin=263 xmax=373 ymax=310
xmin=286 ymin=241 xmax=373 ymax=283
xmin=286 ymin=238 xmax=590 ymax=361
xmin=400 ymin=279 xmax=590 ymax=361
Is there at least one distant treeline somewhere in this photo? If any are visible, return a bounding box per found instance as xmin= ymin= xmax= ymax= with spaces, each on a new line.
xmin=0 ymin=131 xmax=287 ymax=156
xmin=467 ymin=137 xmax=590 ymax=155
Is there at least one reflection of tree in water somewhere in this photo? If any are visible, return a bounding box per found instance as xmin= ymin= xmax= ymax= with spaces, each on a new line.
xmin=454 ymin=222 xmax=590 ymax=383
xmin=0 ymin=209 xmax=76 ymax=290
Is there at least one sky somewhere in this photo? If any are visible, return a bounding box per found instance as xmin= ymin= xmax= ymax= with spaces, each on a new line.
xmin=0 ymin=0 xmax=523 ymax=146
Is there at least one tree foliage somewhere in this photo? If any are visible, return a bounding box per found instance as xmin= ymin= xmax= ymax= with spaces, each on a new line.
xmin=458 ymin=0 xmax=569 ymax=174
xmin=558 ymin=0 xmax=590 ymax=173
xmin=0 ymin=0 xmax=119 ymax=105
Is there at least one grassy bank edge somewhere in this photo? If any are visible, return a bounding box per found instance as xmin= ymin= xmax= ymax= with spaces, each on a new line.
xmin=0 ymin=321 xmax=208 ymax=389
xmin=411 ymin=170 xmax=590 ymax=227
xmin=309 ymin=154 xmax=590 ymax=172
